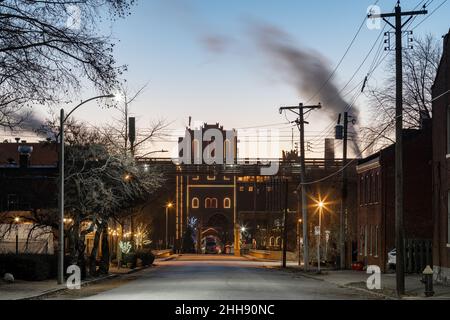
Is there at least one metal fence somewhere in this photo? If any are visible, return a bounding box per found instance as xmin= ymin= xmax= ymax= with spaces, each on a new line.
xmin=404 ymin=239 xmax=432 ymax=274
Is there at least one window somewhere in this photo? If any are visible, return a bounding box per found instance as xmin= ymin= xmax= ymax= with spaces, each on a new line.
xmin=205 ymin=198 xmax=218 ymax=209
xmin=375 ymin=226 xmax=379 ymax=257
xmin=269 ymin=237 xmax=275 ymax=246
xmin=448 ymin=191 xmax=450 ymax=244
xmin=364 ymin=225 xmax=368 ymax=257
xmin=375 ymin=172 xmax=380 ymax=203
xmin=360 ymin=176 xmax=364 ymax=205
xmin=207 ymin=176 xmax=216 ymax=181
xmin=223 ymin=176 xmax=231 ymax=181
xmin=192 ymin=176 xmax=200 ymax=181
xmin=359 ymin=226 xmax=364 ymax=256
xmin=447 ymin=106 xmax=450 ymax=154
xmin=224 ymin=198 xmax=231 ymax=209
xmin=370 ymin=226 xmax=373 ymax=256
xmin=239 ymin=186 xmax=244 ymax=192
xmin=192 ymin=198 xmax=199 ymax=209
xmin=276 ymin=237 xmax=282 ymax=247
xmin=248 ymin=186 xmax=254 ymax=192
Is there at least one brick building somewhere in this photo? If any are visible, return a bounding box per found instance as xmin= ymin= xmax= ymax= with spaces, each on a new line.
xmin=356 ymin=124 xmax=433 ymax=272
xmin=432 ymin=30 xmax=450 ymax=284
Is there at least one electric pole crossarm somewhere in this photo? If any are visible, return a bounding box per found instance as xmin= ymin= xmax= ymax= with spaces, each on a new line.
xmin=369 ymin=10 xmax=427 ymax=19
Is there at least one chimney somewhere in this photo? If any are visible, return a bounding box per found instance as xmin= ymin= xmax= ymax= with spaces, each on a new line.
xmin=18 ymin=145 xmax=33 ymax=168
xmin=419 ymin=110 xmax=431 ymax=130
xmin=324 ymin=138 xmax=335 ymax=169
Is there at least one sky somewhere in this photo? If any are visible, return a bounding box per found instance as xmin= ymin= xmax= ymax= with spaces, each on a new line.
xmin=3 ymin=0 xmax=449 ymax=158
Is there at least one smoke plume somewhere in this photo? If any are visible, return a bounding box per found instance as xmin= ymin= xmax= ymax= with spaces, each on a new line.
xmin=249 ymin=22 xmax=360 ymax=155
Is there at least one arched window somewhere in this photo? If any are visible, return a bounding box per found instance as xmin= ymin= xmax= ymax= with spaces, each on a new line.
xmin=223 ymin=198 xmax=231 ymax=209
xmin=269 ymin=237 xmax=275 ymax=246
xmin=211 ymin=198 xmax=218 ymax=208
xmin=276 ymin=237 xmax=282 ymax=247
xmin=205 ymin=198 xmax=212 ymax=208
xmin=192 ymin=197 xmax=199 ymax=209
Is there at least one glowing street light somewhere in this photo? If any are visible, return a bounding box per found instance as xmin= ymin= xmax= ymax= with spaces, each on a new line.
xmin=165 ymin=202 xmax=174 ymax=249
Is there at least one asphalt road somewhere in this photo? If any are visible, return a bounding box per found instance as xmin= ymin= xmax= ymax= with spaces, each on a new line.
xmin=72 ymin=255 xmax=379 ymax=300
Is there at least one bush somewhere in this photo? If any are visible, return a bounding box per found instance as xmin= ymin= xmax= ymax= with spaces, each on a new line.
xmin=136 ymin=249 xmax=155 ymax=266
xmin=122 ymin=252 xmax=137 ymax=269
xmin=0 ymin=254 xmax=51 ymax=281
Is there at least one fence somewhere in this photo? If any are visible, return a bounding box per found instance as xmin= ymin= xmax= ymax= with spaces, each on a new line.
xmin=404 ymin=239 xmax=432 ymax=274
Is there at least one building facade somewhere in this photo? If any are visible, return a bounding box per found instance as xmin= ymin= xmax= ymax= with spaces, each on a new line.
xmin=357 ymin=125 xmax=433 ymax=273
xmin=432 ymin=30 xmax=450 ymax=284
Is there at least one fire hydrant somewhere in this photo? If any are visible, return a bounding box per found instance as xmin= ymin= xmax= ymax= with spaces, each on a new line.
xmin=421 ymin=265 xmax=434 ymax=297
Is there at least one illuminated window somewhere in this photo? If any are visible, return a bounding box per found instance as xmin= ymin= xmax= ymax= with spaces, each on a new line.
xmin=224 ymin=198 xmax=231 ymax=209
xmin=192 ymin=198 xmax=199 ymax=209
xmin=205 ymin=198 xmax=218 ymax=209
xmin=207 ymin=176 xmax=216 ymax=181
xmin=223 ymin=176 xmax=231 ymax=181
xmin=239 ymin=186 xmax=244 ymax=192
xmin=192 ymin=176 xmax=200 ymax=181
xmin=269 ymin=237 xmax=275 ymax=246
xmin=248 ymin=186 xmax=254 ymax=192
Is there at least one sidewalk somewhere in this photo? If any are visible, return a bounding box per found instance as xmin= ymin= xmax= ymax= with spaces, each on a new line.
xmin=0 ymin=262 xmax=167 ymax=300
xmin=284 ymin=268 xmax=450 ymax=300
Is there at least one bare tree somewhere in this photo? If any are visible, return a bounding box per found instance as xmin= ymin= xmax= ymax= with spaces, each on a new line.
xmin=0 ymin=0 xmax=136 ymax=129
xmin=361 ymin=34 xmax=441 ymax=152
xmin=102 ymin=83 xmax=170 ymax=157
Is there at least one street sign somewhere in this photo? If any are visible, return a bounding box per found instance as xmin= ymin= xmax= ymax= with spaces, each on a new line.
xmin=314 ymin=226 xmax=321 ymax=236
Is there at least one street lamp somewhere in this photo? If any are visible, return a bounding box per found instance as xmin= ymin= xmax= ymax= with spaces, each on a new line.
xmin=297 ymin=218 xmax=303 ymax=266
xmin=57 ymin=94 xmax=115 ymax=285
xmin=316 ymin=200 xmax=325 ymax=273
xmin=165 ymin=202 xmax=173 ymax=249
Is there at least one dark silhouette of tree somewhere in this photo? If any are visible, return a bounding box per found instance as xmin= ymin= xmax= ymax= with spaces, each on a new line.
xmin=0 ymin=0 xmax=136 ymax=128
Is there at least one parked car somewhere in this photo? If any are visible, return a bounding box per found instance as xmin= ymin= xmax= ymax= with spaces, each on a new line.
xmin=388 ymin=248 xmax=396 ymax=269
xmin=203 ymin=237 xmax=221 ymax=254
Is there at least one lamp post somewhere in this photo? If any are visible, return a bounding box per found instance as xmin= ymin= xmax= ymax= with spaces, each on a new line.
xmin=297 ymin=218 xmax=302 ymax=266
xmin=317 ymin=201 xmax=324 ymax=273
xmin=14 ymin=217 xmax=20 ymax=255
xmin=57 ymin=94 xmax=115 ymax=285
xmin=165 ymin=202 xmax=173 ymax=249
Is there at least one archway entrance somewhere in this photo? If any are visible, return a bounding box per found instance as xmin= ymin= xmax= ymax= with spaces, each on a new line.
xmin=200 ymin=213 xmax=231 ymax=253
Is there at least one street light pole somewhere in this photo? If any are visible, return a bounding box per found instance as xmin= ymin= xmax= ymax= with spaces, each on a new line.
xmin=57 ymin=94 xmax=115 ymax=285
xmin=165 ymin=206 xmax=169 ymax=249
xmin=165 ymin=202 xmax=173 ymax=250
xmin=317 ymin=201 xmax=324 ymax=273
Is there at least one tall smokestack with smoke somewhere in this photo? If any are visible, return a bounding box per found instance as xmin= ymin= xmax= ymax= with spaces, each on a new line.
xmin=250 ymin=23 xmax=361 ymax=155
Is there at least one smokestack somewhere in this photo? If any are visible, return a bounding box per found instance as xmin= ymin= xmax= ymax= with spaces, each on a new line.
xmin=18 ymin=145 xmax=33 ymax=169
xmin=324 ymin=138 xmax=335 ymax=169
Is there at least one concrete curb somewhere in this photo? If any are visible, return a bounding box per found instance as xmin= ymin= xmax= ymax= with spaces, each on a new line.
xmin=21 ymin=264 xmax=156 ymax=300
xmin=291 ymin=272 xmax=397 ymax=300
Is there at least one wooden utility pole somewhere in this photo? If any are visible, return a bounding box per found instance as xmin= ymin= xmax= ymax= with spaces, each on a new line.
xmin=279 ymin=103 xmax=322 ymax=271
xmin=369 ymin=2 xmax=427 ymax=296
xmin=340 ymin=112 xmax=348 ymax=270
xmin=282 ymin=178 xmax=289 ymax=268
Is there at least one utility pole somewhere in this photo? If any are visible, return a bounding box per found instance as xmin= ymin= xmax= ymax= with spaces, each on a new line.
xmin=369 ymin=2 xmax=427 ymax=296
xmin=279 ymin=103 xmax=322 ymax=271
xmin=282 ymin=178 xmax=289 ymax=268
xmin=336 ymin=112 xmax=350 ymax=269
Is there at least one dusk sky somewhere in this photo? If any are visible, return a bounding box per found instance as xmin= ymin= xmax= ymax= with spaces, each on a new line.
xmin=5 ymin=0 xmax=449 ymax=158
